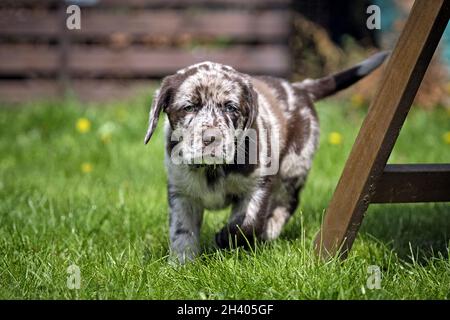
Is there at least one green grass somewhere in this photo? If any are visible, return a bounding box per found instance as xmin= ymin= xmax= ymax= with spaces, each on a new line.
xmin=0 ymin=95 xmax=449 ymax=299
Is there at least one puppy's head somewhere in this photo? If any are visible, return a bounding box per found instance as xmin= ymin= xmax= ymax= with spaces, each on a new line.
xmin=144 ymin=62 xmax=258 ymax=166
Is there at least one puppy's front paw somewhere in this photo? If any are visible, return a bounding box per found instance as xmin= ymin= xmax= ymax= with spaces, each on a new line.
xmin=215 ymin=227 xmax=232 ymax=249
xmin=169 ymin=241 xmax=200 ymax=264
xmin=169 ymin=249 xmax=198 ymax=265
xmin=215 ymin=225 xmax=255 ymax=249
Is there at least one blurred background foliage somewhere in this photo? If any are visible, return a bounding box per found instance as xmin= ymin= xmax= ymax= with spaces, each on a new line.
xmin=291 ymin=0 xmax=450 ymax=110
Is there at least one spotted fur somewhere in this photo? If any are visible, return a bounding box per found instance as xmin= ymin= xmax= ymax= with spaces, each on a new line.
xmin=145 ymin=53 xmax=389 ymax=263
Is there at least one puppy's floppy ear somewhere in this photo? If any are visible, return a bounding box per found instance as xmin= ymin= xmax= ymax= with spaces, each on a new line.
xmin=144 ymin=76 xmax=174 ymax=145
xmin=242 ymin=85 xmax=258 ymax=131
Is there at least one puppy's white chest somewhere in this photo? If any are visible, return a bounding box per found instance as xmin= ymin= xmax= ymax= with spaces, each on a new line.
xmin=199 ymin=189 xmax=228 ymax=210
xmin=197 ymin=172 xmax=256 ymax=209
xmin=186 ymin=174 xmax=228 ymax=210
xmin=169 ymin=165 xmax=255 ymax=210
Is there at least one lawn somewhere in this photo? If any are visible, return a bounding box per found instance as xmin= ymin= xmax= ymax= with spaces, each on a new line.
xmin=0 ymin=94 xmax=449 ymax=299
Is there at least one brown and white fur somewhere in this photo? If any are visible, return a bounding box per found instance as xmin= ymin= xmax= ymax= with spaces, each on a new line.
xmin=144 ymin=52 xmax=389 ymax=263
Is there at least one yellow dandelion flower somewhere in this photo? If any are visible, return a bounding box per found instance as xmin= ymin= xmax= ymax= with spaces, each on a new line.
xmin=443 ymin=131 xmax=450 ymax=144
xmin=76 ymin=118 xmax=91 ymax=133
xmin=350 ymin=93 xmax=365 ymax=108
xmin=81 ymin=162 xmax=93 ymax=173
xmin=328 ymin=132 xmax=343 ymax=145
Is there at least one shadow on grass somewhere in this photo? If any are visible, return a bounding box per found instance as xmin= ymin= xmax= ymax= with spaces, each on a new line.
xmin=361 ymin=203 xmax=450 ymax=262
xmin=282 ymin=203 xmax=450 ymax=263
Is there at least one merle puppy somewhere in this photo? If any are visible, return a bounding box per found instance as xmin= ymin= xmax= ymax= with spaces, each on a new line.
xmin=144 ymin=52 xmax=388 ymax=263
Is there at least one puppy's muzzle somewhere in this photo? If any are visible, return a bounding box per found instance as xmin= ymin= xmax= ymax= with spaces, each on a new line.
xmin=202 ymin=128 xmax=222 ymax=147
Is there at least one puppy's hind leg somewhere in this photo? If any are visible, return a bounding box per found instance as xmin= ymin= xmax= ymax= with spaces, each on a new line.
xmin=262 ymin=180 xmax=302 ymax=241
xmin=168 ymin=188 xmax=204 ymax=263
xmin=263 ymin=206 xmax=291 ymax=241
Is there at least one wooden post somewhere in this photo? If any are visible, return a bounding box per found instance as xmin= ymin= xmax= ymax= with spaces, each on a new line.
xmin=314 ymin=0 xmax=450 ymax=259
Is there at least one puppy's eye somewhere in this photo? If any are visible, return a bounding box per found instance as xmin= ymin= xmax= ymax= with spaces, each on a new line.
xmin=183 ymin=105 xmax=197 ymax=112
xmin=224 ymin=103 xmax=238 ymax=113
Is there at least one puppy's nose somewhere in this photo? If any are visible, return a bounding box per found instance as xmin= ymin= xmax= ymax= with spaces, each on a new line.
xmin=202 ymin=131 xmax=216 ymax=146
xmin=202 ymin=128 xmax=223 ymax=147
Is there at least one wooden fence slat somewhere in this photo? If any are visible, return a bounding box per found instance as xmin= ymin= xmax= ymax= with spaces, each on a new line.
xmin=0 ymin=79 xmax=158 ymax=103
xmin=0 ymin=0 xmax=290 ymax=9
xmin=0 ymin=0 xmax=58 ymax=9
xmin=76 ymin=11 xmax=290 ymax=40
xmin=69 ymin=46 xmax=289 ymax=76
xmin=0 ymin=10 xmax=290 ymax=41
xmin=0 ymin=80 xmax=59 ymax=102
xmin=98 ymin=0 xmax=291 ymax=8
xmin=0 ymin=45 xmax=289 ymax=76
xmin=0 ymin=45 xmax=59 ymax=74
xmin=0 ymin=10 xmax=59 ymax=38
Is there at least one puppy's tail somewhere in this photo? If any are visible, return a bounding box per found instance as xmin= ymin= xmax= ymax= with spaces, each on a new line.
xmin=293 ymin=51 xmax=390 ymax=102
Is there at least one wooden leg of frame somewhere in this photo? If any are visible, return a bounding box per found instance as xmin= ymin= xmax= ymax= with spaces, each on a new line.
xmin=314 ymin=0 xmax=450 ymax=260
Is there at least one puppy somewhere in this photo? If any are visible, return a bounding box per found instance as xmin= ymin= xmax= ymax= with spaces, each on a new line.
xmin=144 ymin=52 xmax=388 ymax=263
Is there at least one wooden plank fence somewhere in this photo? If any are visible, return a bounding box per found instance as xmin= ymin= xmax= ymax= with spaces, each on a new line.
xmin=0 ymin=0 xmax=292 ymax=103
